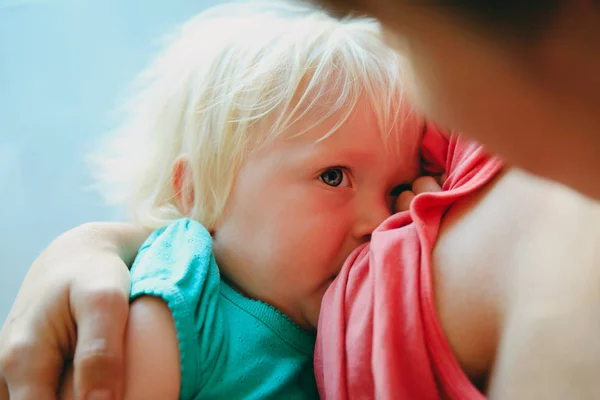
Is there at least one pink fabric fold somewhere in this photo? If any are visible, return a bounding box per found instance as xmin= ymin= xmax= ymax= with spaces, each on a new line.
xmin=315 ymin=126 xmax=504 ymax=399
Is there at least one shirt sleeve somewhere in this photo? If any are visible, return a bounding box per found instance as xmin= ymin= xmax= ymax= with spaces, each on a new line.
xmin=130 ymin=218 xmax=222 ymax=399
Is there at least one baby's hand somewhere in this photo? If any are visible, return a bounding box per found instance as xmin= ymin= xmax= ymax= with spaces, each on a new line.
xmin=395 ymin=174 xmax=445 ymax=212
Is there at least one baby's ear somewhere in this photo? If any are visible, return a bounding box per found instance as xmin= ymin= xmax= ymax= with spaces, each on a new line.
xmin=171 ymin=156 xmax=195 ymax=216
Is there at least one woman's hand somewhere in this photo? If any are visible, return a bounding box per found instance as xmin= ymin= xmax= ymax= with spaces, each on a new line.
xmin=395 ymin=174 xmax=445 ymax=212
xmin=0 ymin=222 xmax=150 ymax=400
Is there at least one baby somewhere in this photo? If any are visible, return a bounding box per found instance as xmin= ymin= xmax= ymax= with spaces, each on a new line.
xmin=60 ymin=1 xmax=423 ymax=399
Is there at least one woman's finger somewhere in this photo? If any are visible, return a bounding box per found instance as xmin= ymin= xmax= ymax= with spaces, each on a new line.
xmin=0 ymin=331 xmax=62 ymax=400
xmin=412 ymin=176 xmax=442 ymax=195
xmin=396 ymin=190 xmax=416 ymax=212
xmin=435 ymin=172 xmax=447 ymax=186
xmin=72 ymin=283 xmax=129 ymax=400
xmin=0 ymin=274 xmax=70 ymax=400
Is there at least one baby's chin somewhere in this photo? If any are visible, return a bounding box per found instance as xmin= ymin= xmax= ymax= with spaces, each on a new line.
xmin=308 ymin=275 xmax=340 ymax=328
xmin=294 ymin=276 xmax=337 ymax=331
xmin=288 ymin=310 xmax=317 ymax=333
xmin=303 ymin=295 xmax=327 ymax=332
xmin=304 ymin=313 xmax=319 ymax=333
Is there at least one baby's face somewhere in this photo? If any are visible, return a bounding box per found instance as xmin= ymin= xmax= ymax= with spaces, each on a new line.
xmin=211 ymin=99 xmax=422 ymax=330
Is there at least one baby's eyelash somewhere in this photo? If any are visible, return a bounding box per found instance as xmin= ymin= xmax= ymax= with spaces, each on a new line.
xmin=316 ymin=166 xmax=349 ymax=178
xmin=323 ymin=165 xmax=348 ymax=172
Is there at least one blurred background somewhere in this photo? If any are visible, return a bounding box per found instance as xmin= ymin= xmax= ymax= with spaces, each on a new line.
xmin=0 ymin=0 xmax=220 ymax=322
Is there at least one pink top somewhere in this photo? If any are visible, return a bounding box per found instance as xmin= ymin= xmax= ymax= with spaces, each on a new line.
xmin=314 ymin=126 xmax=504 ymax=399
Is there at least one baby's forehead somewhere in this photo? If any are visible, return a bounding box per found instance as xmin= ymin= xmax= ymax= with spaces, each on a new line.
xmin=291 ymin=105 xmax=422 ymax=154
xmin=256 ymin=94 xmax=423 ymax=166
xmin=319 ymin=99 xmax=423 ymax=146
xmin=248 ymin=106 xmax=422 ymax=184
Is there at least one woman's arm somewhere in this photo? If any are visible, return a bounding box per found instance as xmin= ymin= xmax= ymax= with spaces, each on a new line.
xmin=59 ymin=297 xmax=181 ymax=400
xmin=0 ymin=222 xmax=151 ymax=400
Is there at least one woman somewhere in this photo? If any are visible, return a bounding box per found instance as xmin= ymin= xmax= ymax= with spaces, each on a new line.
xmin=319 ymin=0 xmax=600 ymax=200
xmin=1 ymin=1 xmax=599 ymax=399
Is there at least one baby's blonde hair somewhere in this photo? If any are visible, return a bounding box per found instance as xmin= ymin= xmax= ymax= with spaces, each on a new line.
xmin=91 ymin=0 xmax=414 ymax=230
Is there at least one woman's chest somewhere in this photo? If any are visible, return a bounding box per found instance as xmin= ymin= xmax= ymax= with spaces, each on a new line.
xmin=431 ymin=169 xmax=600 ymax=390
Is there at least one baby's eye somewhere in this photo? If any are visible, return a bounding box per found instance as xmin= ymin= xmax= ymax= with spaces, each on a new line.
xmin=320 ymin=167 xmax=350 ymax=188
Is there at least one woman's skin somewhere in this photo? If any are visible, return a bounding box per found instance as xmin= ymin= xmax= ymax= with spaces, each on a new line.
xmin=365 ymin=0 xmax=600 ymax=200
xmin=2 ymin=1 xmax=600 ymax=399
xmin=0 ymin=224 xmax=149 ymax=400
xmin=433 ymin=168 xmax=600 ymax=398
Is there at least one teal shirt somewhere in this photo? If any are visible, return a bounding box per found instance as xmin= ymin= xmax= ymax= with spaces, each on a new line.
xmin=130 ymin=219 xmax=318 ymax=400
